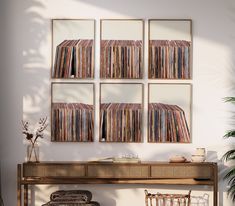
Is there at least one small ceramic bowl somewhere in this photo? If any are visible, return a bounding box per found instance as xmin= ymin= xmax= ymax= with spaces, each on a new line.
xmin=191 ymin=155 xmax=205 ymax=162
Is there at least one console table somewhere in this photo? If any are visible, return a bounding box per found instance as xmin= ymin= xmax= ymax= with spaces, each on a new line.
xmin=17 ymin=161 xmax=218 ymax=206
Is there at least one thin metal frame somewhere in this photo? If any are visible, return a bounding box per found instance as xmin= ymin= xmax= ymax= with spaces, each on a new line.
xmin=51 ymin=19 xmax=96 ymax=80
xmin=148 ymin=19 xmax=193 ymax=80
xmin=99 ymin=82 xmax=144 ymax=143
xmin=100 ymin=19 xmax=144 ymax=79
xmin=147 ymin=83 xmax=192 ymax=143
xmin=51 ymin=82 xmax=95 ymax=142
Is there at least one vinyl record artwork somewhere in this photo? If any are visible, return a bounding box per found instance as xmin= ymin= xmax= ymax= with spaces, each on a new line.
xmin=149 ymin=20 xmax=192 ymax=79
xmin=52 ymin=19 xmax=95 ymax=79
xmin=100 ymin=83 xmax=143 ymax=142
xmin=148 ymin=84 xmax=191 ymax=143
xmin=100 ymin=19 xmax=144 ymax=79
xmin=51 ymin=83 xmax=95 ymax=142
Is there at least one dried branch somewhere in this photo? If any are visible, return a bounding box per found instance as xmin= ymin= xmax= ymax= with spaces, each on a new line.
xmin=22 ymin=120 xmax=29 ymax=132
xmin=35 ymin=117 xmax=48 ymax=143
xmin=22 ymin=117 xmax=48 ymax=145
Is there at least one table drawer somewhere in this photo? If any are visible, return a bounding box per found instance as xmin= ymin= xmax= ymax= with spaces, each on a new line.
xmin=151 ymin=165 xmax=212 ymax=179
xmin=88 ymin=165 xmax=149 ymax=178
xmin=23 ymin=164 xmax=85 ymax=177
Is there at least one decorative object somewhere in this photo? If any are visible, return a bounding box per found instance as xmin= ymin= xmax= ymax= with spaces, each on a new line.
xmin=26 ymin=143 xmax=39 ymax=163
xmin=148 ymin=19 xmax=192 ymax=79
xmin=99 ymin=83 xmax=143 ymax=142
xmin=222 ymin=97 xmax=235 ymax=202
xmin=22 ymin=117 xmax=48 ymax=162
xmin=100 ymin=19 xmax=144 ymax=79
xmin=51 ymin=83 xmax=95 ymax=142
xmin=95 ymin=155 xmax=141 ymax=163
xmin=190 ymin=148 xmax=206 ymax=163
xmin=52 ymin=19 xmax=95 ymax=79
xmin=148 ymin=83 xmax=191 ymax=143
xmin=191 ymin=155 xmax=205 ymax=163
xmin=169 ymin=155 xmax=187 ymax=163
xmin=195 ymin=148 xmax=206 ymax=156
xmin=145 ymin=189 xmax=191 ymax=206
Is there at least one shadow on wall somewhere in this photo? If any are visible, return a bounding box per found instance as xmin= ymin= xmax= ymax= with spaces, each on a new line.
xmin=1 ymin=0 xmax=50 ymax=206
xmin=22 ymin=0 xmax=50 ymax=122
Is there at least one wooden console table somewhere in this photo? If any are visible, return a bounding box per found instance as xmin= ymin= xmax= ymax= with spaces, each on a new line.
xmin=17 ymin=161 xmax=218 ymax=206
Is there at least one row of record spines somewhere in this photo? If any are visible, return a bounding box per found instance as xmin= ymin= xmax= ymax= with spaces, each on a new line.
xmin=53 ymin=39 xmax=94 ymax=78
xmin=100 ymin=40 xmax=143 ymax=79
xmin=51 ymin=102 xmax=189 ymax=143
xmin=100 ymin=103 xmax=142 ymax=142
xmin=149 ymin=40 xmax=191 ymax=79
xmin=51 ymin=103 xmax=94 ymax=142
xmin=148 ymin=103 xmax=190 ymax=143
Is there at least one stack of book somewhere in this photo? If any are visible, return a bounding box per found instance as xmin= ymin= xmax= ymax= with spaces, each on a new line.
xmin=149 ymin=40 xmax=191 ymax=79
xmin=53 ymin=39 xmax=94 ymax=78
xmin=100 ymin=40 xmax=143 ymax=78
xmin=52 ymin=103 xmax=94 ymax=142
xmin=42 ymin=190 xmax=100 ymax=206
xmin=100 ymin=103 xmax=142 ymax=142
xmin=148 ymin=103 xmax=190 ymax=143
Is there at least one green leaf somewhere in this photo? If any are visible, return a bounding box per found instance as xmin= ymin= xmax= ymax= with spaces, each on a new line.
xmin=223 ymin=96 xmax=235 ymax=202
xmin=227 ymin=184 xmax=235 ymax=202
xmin=224 ymin=97 xmax=235 ymax=103
xmin=222 ymin=150 xmax=235 ymax=162
xmin=224 ymin=167 xmax=235 ymax=180
xmin=228 ymin=176 xmax=235 ymax=185
xmin=223 ymin=130 xmax=235 ymax=138
xmin=224 ymin=168 xmax=235 ymax=202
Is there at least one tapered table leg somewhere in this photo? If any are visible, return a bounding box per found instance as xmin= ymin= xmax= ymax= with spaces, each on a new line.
xmin=24 ymin=185 xmax=28 ymax=206
xmin=17 ymin=164 xmax=22 ymax=206
xmin=213 ymin=164 xmax=218 ymax=206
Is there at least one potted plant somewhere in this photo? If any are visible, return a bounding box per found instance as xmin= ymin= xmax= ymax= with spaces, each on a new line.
xmin=223 ymin=97 xmax=235 ymax=202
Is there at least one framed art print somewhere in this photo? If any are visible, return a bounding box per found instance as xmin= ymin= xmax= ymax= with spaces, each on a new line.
xmin=148 ymin=19 xmax=192 ymax=79
xmin=100 ymin=19 xmax=144 ymax=79
xmin=51 ymin=83 xmax=95 ymax=142
xmin=52 ymin=19 xmax=95 ymax=79
xmin=148 ymin=83 xmax=192 ymax=143
xmin=100 ymin=83 xmax=143 ymax=142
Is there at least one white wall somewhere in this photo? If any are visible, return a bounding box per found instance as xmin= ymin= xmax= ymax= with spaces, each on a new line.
xmin=1 ymin=0 xmax=235 ymax=205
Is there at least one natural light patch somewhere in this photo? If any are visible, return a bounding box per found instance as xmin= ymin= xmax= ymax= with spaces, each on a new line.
xmin=44 ymin=0 xmax=132 ymax=18
xmin=23 ymin=84 xmax=50 ymax=115
xmin=23 ymin=95 xmax=42 ymax=113
xmin=23 ymin=63 xmax=48 ymax=70
xmin=35 ymin=185 xmax=59 ymax=206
